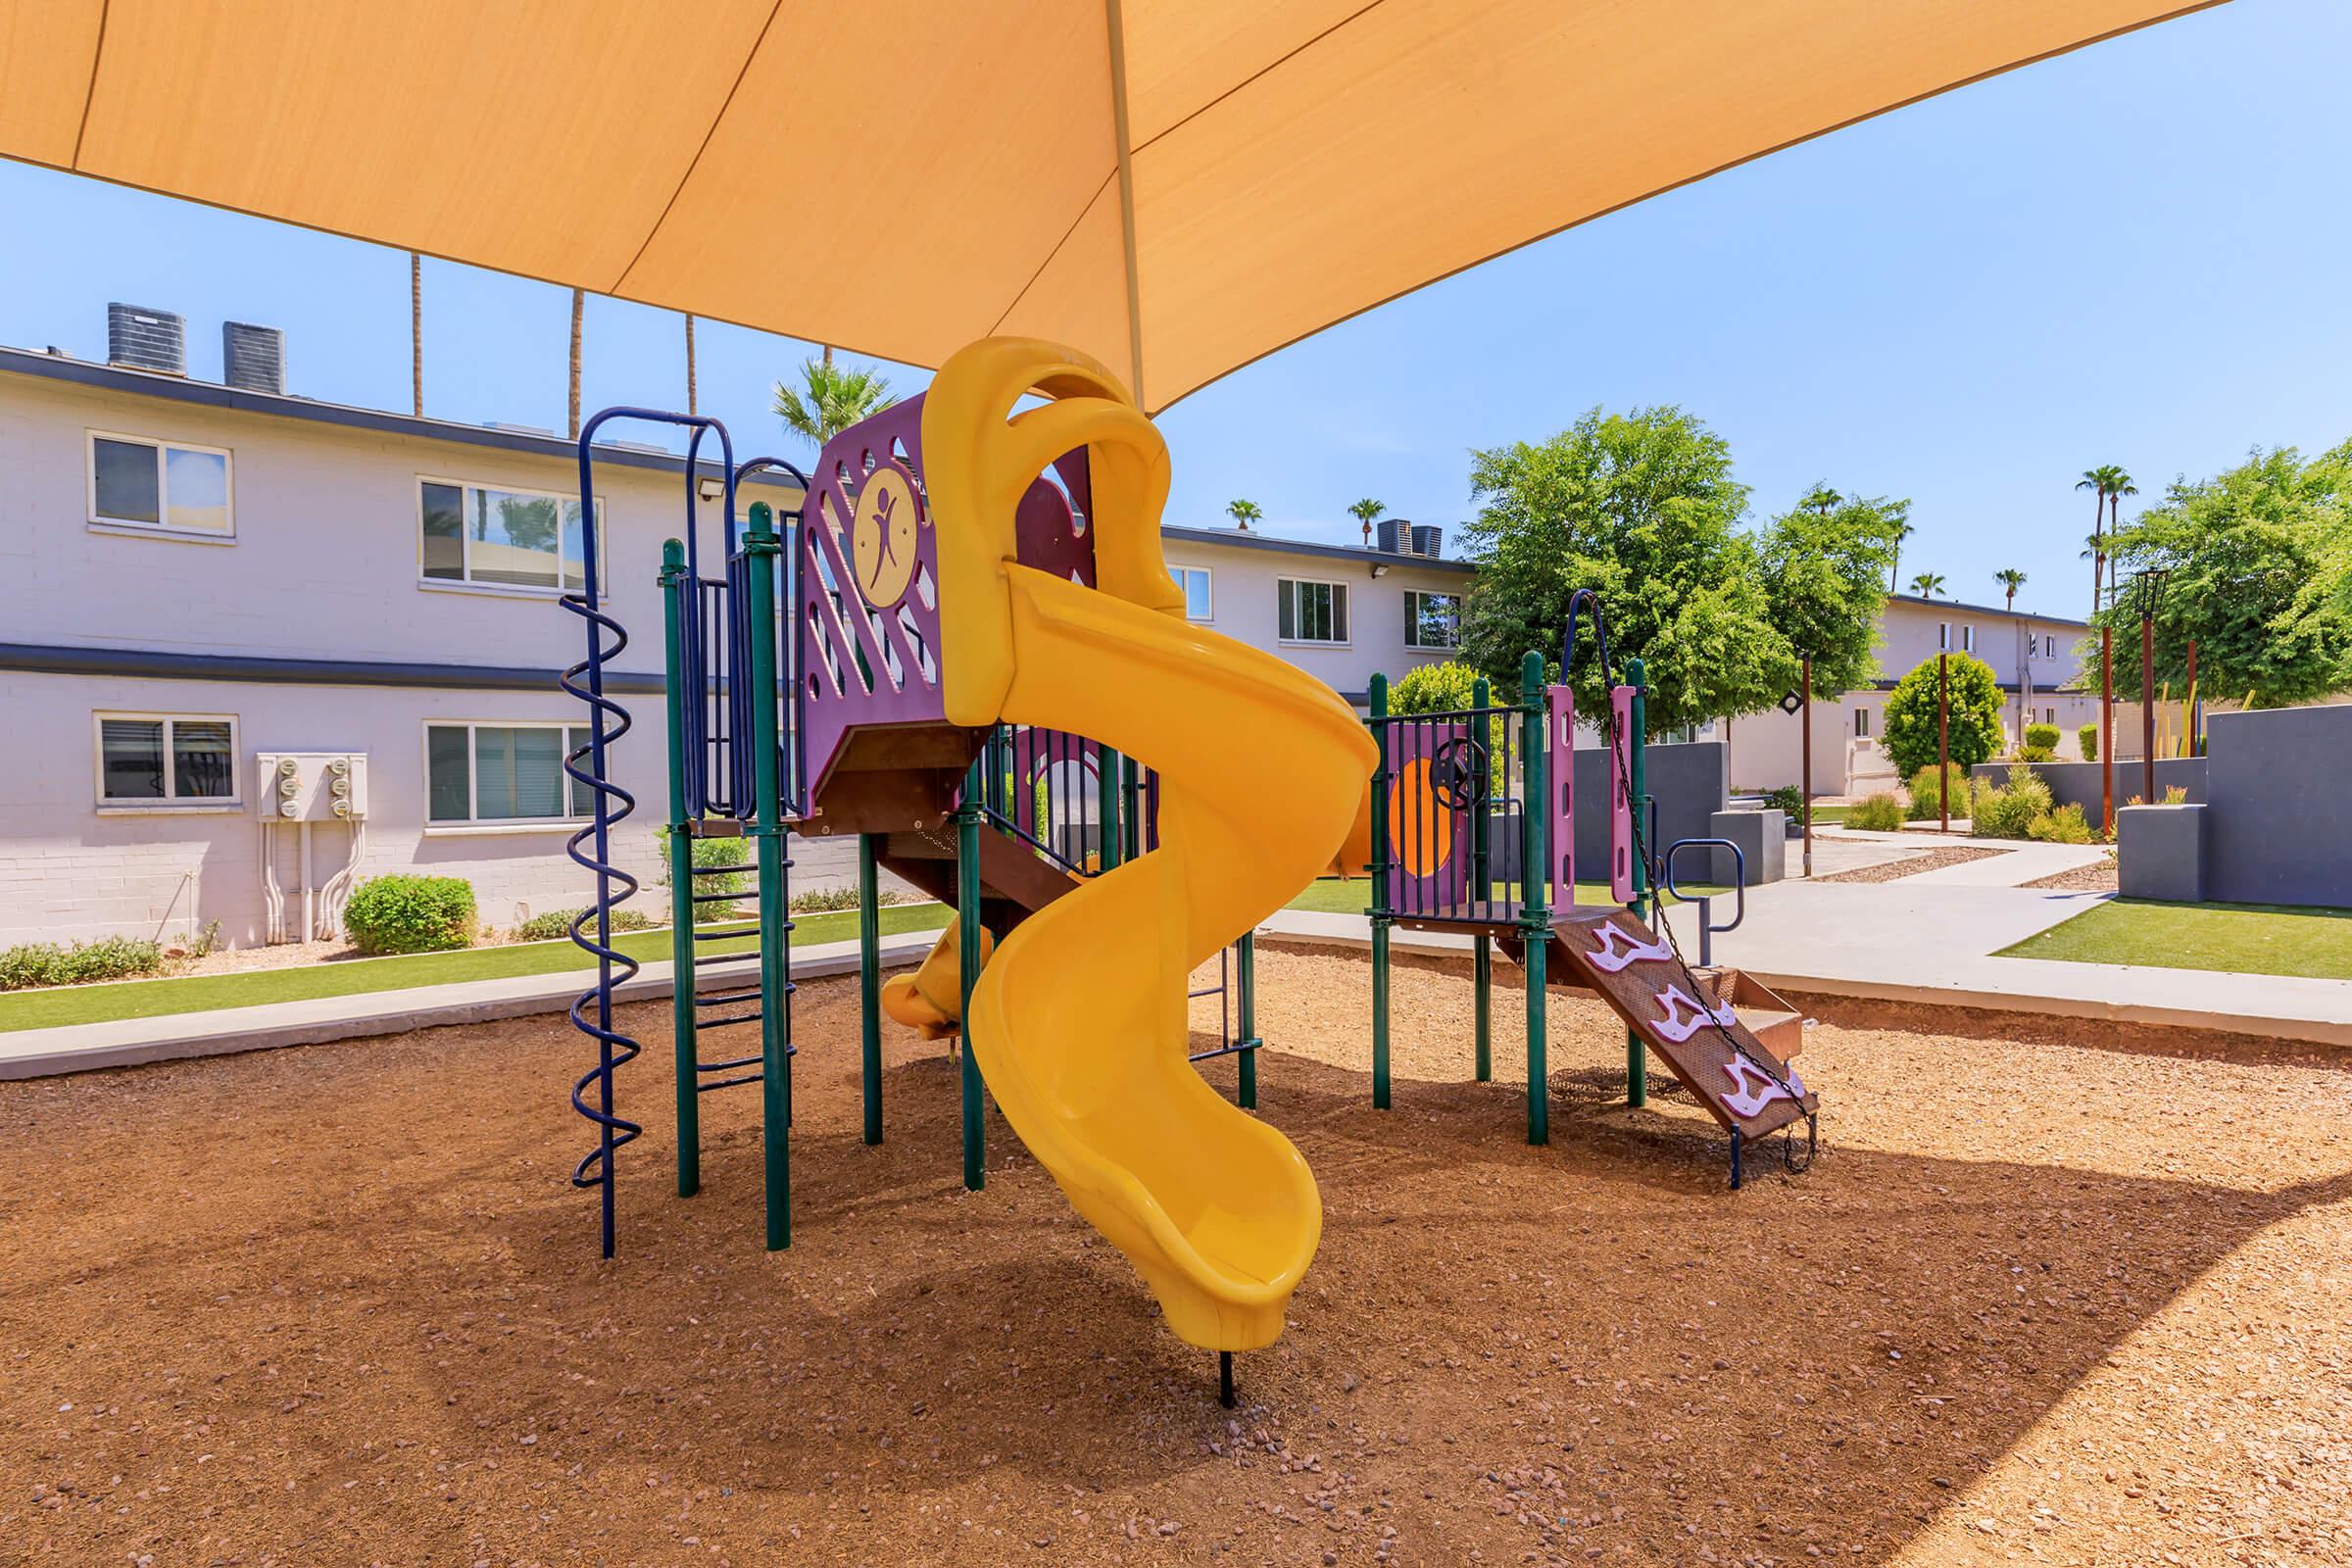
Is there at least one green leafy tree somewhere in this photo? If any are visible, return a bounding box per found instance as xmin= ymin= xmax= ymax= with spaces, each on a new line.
xmin=1454 ymin=406 xmax=1791 ymax=732
xmin=1994 ymin=567 xmax=2028 ymax=609
xmin=1753 ymin=491 xmax=1903 ymax=699
xmin=1225 ymin=498 xmax=1261 ymax=532
xmin=772 ymin=356 xmax=896 ymax=449
xmin=1908 ymin=571 xmax=1947 ymax=598
xmin=2094 ymin=441 xmax=2352 ymax=707
xmin=1348 ymin=497 xmax=1386 ymax=546
xmin=1882 ymin=653 xmax=2006 ymax=778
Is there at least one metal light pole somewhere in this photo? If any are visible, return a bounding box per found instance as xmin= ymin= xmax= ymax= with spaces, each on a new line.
xmin=1936 ymin=652 xmax=1950 ymax=834
xmin=1799 ymin=657 xmax=1813 ymax=878
xmin=2134 ymin=566 xmax=2169 ymax=804
xmin=2099 ymin=626 xmax=2114 ymax=833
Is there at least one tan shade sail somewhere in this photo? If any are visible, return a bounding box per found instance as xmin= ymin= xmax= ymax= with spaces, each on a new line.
xmin=0 ymin=0 xmax=2216 ymax=411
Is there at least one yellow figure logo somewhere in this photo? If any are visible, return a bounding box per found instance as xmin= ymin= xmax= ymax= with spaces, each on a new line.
xmin=850 ymin=463 xmax=923 ymax=609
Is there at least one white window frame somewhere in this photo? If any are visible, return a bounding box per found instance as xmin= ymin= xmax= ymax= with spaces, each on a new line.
xmin=1403 ymin=588 xmax=1462 ymax=652
xmin=92 ymin=710 xmax=243 ymax=810
xmin=1961 ymin=624 xmax=1976 ymax=653
xmin=85 ymin=429 xmax=236 ymax=542
xmin=416 ymin=476 xmax=606 ymax=599
xmin=422 ymin=719 xmax=592 ymax=833
xmin=1277 ymin=577 xmax=1350 ymax=647
xmin=1937 ymin=621 xmax=1950 ymax=650
xmin=1170 ymin=565 xmax=1213 ymax=622
xmin=1854 ymin=708 xmax=1870 ymax=738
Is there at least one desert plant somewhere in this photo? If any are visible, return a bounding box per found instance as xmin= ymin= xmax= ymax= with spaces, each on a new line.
xmin=2078 ymin=723 xmax=2099 ymax=761
xmin=2026 ymin=803 xmax=2094 ymax=843
xmin=511 ymin=906 xmax=656 ymax=943
xmin=2162 ymin=784 xmax=2189 ymax=805
xmin=1971 ymin=764 xmax=2055 ymax=839
xmin=1847 ymin=793 xmax=1907 ymax=831
xmin=0 ymin=935 xmax=168 ymax=991
xmin=1761 ymin=784 xmax=1803 ymax=816
xmin=345 ymin=874 xmax=477 ymax=955
xmin=2018 ymin=745 xmax=2056 ymax=763
xmin=2024 ymin=721 xmax=2060 ymax=752
xmin=1907 ymin=762 xmax=1970 ymax=821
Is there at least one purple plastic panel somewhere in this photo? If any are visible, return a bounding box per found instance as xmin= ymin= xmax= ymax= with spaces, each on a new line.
xmin=799 ymin=395 xmax=1098 ymax=803
xmin=1609 ymin=683 xmax=1637 ymax=903
xmin=1382 ymin=720 xmax=1473 ymax=916
xmin=1548 ymin=684 xmax=1574 ymax=906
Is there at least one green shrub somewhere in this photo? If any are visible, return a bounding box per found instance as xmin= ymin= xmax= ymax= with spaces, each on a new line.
xmin=1971 ymin=764 xmax=2054 ymax=840
xmin=1761 ymin=785 xmax=1803 ymax=816
xmin=1390 ymin=661 xmax=1483 ymax=714
xmin=1847 ymin=793 xmax=1907 ymax=832
xmin=657 ymin=822 xmax=753 ymax=923
xmin=1883 ymin=653 xmax=2007 ymax=778
xmin=0 ymin=935 xmax=167 ymax=991
xmin=2017 ymin=745 xmax=2056 ymax=763
xmin=344 ymin=874 xmax=477 ymax=955
xmin=1908 ymin=762 xmax=1970 ymax=821
xmin=787 ymin=885 xmax=911 ymax=913
xmin=2078 ymin=723 xmax=2099 ymax=762
xmin=2027 ymin=803 xmax=2093 ymax=844
xmin=511 ymin=906 xmax=655 ymax=943
xmin=2024 ymin=722 xmax=2060 ymax=752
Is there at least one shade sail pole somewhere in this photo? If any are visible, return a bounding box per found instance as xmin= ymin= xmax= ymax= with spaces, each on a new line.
xmin=1102 ymin=0 xmax=1146 ymax=409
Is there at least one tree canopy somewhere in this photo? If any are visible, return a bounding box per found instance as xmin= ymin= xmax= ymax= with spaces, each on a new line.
xmin=2095 ymin=441 xmax=2352 ymax=707
xmin=1454 ymin=406 xmax=1898 ymax=734
xmin=1883 ymin=653 xmax=2006 ymax=778
xmin=772 ymin=357 xmax=895 ymax=449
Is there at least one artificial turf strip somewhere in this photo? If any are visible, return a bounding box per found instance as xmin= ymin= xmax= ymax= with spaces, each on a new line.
xmin=0 ymin=904 xmax=952 ymax=1034
xmin=1997 ymin=897 xmax=2352 ymax=981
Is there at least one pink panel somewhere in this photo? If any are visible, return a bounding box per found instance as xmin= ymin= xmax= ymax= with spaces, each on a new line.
xmin=1547 ymin=684 xmax=1574 ymax=906
xmin=1609 ymin=683 xmax=1636 ymax=904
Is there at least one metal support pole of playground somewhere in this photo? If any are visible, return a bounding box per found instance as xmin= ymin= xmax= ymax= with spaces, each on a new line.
xmin=1799 ymin=656 xmax=1813 ymax=880
xmin=1236 ymin=932 xmax=1259 ymax=1110
xmin=1367 ymin=673 xmax=1392 ymax=1111
xmin=1471 ymin=675 xmax=1493 ymax=1084
xmin=957 ymin=757 xmax=986 ymax=1191
xmin=1097 ymin=741 xmax=1121 ymax=874
xmin=743 ymin=515 xmax=791 ymax=1251
xmin=858 ymin=832 xmax=882 ymax=1147
xmin=1623 ymin=656 xmax=1646 ymax=1112
xmin=1520 ymin=652 xmax=1550 ymax=1145
xmin=660 ymin=540 xmax=701 ymax=1199
xmin=1937 ymin=653 xmax=1950 ymax=835
xmin=2100 ymin=625 xmax=2115 ymax=834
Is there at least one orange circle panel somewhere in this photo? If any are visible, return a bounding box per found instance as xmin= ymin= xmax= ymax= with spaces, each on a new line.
xmin=1387 ymin=759 xmax=1457 ymax=880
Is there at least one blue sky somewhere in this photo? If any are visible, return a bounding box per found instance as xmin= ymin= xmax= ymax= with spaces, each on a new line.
xmin=3 ymin=1 xmax=2344 ymax=624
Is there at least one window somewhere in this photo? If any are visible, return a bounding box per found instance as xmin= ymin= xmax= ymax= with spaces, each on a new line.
xmin=1277 ymin=579 xmax=1348 ymax=645
xmin=1404 ymin=590 xmax=1461 ymax=650
xmin=2043 ymin=633 xmax=2058 ymax=658
xmin=87 ymin=432 xmax=233 ymax=536
xmin=1961 ymin=624 xmax=1976 ymax=653
xmin=1171 ymin=566 xmax=1212 ymax=621
xmin=1937 ymin=622 xmax=1950 ymax=650
xmin=426 ymin=722 xmax=593 ymax=824
xmin=1854 ymin=709 xmax=1871 ymax=738
xmin=420 ymin=479 xmax=605 ymax=592
xmin=95 ymin=713 xmax=238 ymax=806
xmin=2045 ymin=707 xmax=2057 ymax=725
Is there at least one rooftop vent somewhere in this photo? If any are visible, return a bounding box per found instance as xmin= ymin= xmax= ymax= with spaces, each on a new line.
xmin=1410 ymin=523 xmax=1443 ymax=559
xmin=108 ymin=303 xmax=185 ymax=375
xmin=221 ymin=321 xmax=285 ymax=394
xmin=1376 ymin=516 xmax=1411 ymax=554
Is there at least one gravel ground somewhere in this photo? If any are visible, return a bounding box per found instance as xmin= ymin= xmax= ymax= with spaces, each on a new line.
xmin=2023 ymin=857 xmax=2121 ymax=893
xmin=1812 ymin=845 xmax=2010 ymax=885
xmin=3 ymin=947 xmax=2346 ymax=1567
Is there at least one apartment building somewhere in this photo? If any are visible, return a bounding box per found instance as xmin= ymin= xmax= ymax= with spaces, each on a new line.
xmin=0 ymin=325 xmax=1470 ymax=948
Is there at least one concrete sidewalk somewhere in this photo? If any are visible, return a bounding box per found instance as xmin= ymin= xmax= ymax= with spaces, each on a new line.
xmin=1261 ymin=878 xmax=2352 ymax=1047
xmin=0 ymin=930 xmax=937 ymax=1080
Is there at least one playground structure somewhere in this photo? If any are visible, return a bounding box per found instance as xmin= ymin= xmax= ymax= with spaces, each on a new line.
xmin=562 ymin=338 xmax=1363 ymax=1401
xmin=1355 ymin=596 xmax=1819 ymax=1187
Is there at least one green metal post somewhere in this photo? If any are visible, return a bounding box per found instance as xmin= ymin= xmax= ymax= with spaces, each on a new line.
xmin=1368 ymin=673 xmax=1392 ymax=1110
xmin=1519 ymin=651 xmax=1549 ymax=1146
xmin=1624 ymin=655 xmax=1648 ymax=1110
xmin=1236 ymin=932 xmax=1259 ymax=1110
xmin=957 ymin=757 xmax=986 ymax=1191
xmin=1096 ymin=741 xmax=1122 ymax=872
xmin=1470 ymin=674 xmax=1492 ymax=1083
xmin=858 ymin=831 xmax=882 ymax=1146
xmin=659 ymin=540 xmax=700 ymax=1198
xmin=742 ymin=515 xmax=791 ymax=1250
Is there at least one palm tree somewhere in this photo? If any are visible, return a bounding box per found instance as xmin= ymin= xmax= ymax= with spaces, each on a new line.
xmin=1348 ymin=498 xmax=1385 ymax=546
xmin=1226 ymin=499 xmax=1262 ymax=533
xmin=2077 ymin=465 xmax=2127 ymax=616
xmin=567 ymin=287 xmax=584 ymax=440
xmin=771 ymin=356 xmax=896 ymax=450
xmin=1887 ymin=519 xmax=1915 ymax=593
xmin=2104 ymin=468 xmax=2137 ymax=609
xmin=1798 ymin=483 xmax=1842 ymax=514
xmin=1994 ymin=567 xmax=2027 ymax=610
xmin=1908 ymin=571 xmax=1947 ymax=599
xmin=410 ymin=253 xmax=423 ymax=416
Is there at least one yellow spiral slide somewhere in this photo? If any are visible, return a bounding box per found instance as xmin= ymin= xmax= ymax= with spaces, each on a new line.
xmin=923 ymin=339 xmax=1375 ymax=1350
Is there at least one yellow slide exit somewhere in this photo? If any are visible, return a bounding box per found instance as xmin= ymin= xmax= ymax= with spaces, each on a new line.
xmin=924 ymin=339 xmax=1375 ymax=1351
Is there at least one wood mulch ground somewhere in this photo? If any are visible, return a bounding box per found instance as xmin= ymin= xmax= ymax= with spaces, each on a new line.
xmin=2023 ymin=857 xmax=2121 ymax=894
xmin=1811 ymin=845 xmax=2010 ymax=885
xmin=4 ymin=946 xmax=2347 ymax=1567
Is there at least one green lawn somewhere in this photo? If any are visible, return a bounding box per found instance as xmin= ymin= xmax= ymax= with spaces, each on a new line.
xmin=1997 ymin=898 xmax=2352 ymax=981
xmin=0 ymin=904 xmax=951 ymax=1034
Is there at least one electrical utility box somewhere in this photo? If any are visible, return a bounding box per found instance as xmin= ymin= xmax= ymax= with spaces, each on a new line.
xmin=255 ymin=753 xmax=368 ymax=821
